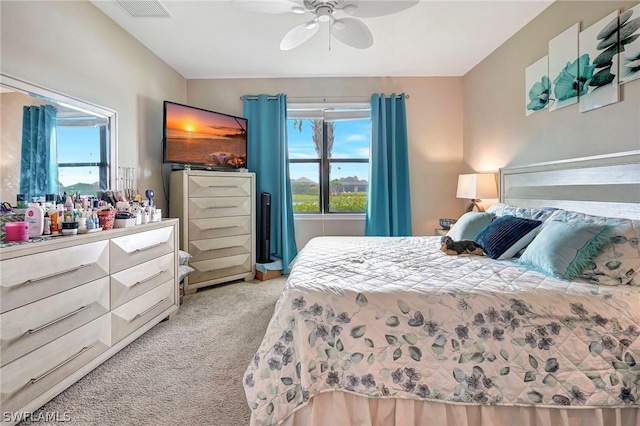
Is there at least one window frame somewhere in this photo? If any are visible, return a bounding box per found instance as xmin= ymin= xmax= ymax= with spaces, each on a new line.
xmin=288 ymin=103 xmax=370 ymax=214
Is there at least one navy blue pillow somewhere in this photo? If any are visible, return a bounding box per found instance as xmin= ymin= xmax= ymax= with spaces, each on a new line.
xmin=475 ymin=215 xmax=542 ymax=260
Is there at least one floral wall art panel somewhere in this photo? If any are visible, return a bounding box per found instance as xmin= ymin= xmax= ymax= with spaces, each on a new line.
xmin=525 ymin=55 xmax=549 ymax=116
xmin=617 ymin=3 xmax=640 ymax=84
xmin=548 ymin=24 xmax=579 ymax=111
xmin=579 ymin=10 xmax=620 ymax=113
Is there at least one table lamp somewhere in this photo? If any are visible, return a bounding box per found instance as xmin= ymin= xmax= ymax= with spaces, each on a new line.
xmin=456 ymin=173 xmax=497 ymax=212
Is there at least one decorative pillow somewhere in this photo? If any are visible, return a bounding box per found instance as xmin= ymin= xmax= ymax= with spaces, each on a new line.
xmin=519 ymin=220 xmax=610 ymax=280
xmin=446 ymin=212 xmax=495 ymax=241
xmin=178 ymin=250 xmax=193 ymax=266
xmin=546 ymin=210 xmax=640 ymax=285
xmin=475 ymin=215 xmax=542 ymax=260
xmin=486 ymin=203 xmax=557 ymax=223
xmin=178 ymin=264 xmax=195 ymax=282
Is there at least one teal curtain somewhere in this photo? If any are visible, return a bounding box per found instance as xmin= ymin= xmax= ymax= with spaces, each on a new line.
xmin=366 ymin=93 xmax=412 ymax=236
xmin=20 ymin=105 xmax=58 ymax=201
xmin=242 ymin=94 xmax=298 ymax=273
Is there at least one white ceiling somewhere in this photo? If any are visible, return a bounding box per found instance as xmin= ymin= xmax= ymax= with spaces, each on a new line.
xmin=91 ymin=0 xmax=553 ymax=79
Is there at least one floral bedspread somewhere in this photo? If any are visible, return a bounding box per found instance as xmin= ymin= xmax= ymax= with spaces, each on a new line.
xmin=244 ymin=237 xmax=640 ymax=425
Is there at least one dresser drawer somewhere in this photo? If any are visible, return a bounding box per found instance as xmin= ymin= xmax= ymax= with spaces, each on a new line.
xmin=1 ymin=277 xmax=109 ymax=367
xmin=110 ymin=226 xmax=175 ymax=273
xmin=188 ymin=174 xmax=252 ymax=198
xmin=0 ymin=241 xmax=109 ymax=314
xmin=0 ymin=314 xmax=109 ymax=415
xmin=188 ymin=216 xmax=252 ymax=241
xmin=110 ymin=252 xmax=175 ymax=309
xmin=188 ymin=197 xmax=251 ymax=219
xmin=189 ymin=235 xmax=252 ymax=262
xmin=111 ymin=280 xmax=175 ymax=344
xmin=189 ymin=253 xmax=252 ymax=284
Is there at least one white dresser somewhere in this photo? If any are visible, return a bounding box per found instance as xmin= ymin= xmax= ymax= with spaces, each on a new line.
xmin=0 ymin=219 xmax=179 ymax=425
xmin=169 ymin=170 xmax=256 ymax=293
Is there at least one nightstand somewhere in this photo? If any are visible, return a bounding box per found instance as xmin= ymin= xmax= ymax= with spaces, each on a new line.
xmin=435 ymin=229 xmax=448 ymax=236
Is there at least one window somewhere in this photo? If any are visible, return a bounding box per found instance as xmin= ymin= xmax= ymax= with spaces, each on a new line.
xmin=287 ymin=104 xmax=370 ymax=213
xmin=57 ymin=115 xmax=110 ymax=196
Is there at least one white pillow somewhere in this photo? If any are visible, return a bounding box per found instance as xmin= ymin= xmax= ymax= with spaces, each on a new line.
xmin=178 ymin=264 xmax=195 ymax=282
xmin=178 ymin=250 xmax=192 ymax=266
xmin=486 ymin=203 xmax=557 ymax=223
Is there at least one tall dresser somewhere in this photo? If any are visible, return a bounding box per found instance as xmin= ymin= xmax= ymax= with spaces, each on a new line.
xmin=0 ymin=219 xmax=179 ymax=425
xmin=169 ymin=170 xmax=256 ymax=293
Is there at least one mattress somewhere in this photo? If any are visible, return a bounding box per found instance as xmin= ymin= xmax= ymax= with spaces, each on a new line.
xmin=244 ymin=236 xmax=640 ymax=425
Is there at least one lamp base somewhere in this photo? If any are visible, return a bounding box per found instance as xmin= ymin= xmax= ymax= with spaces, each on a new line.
xmin=465 ymin=199 xmax=485 ymax=212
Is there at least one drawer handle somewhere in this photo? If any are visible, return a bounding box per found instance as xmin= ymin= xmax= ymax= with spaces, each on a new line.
xmin=206 ymin=225 xmax=238 ymax=231
xmin=134 ymin=242 xmax=164 ymax=253
xmin=30 ymin=345 xmax=94 ymax=384
xmin=27 ymin=305 xmax=92 ymax=335
xmin=204 ymin=265 xmax=246 ymax=273
xmin=133 ymin=298 xmax=167 ymax=320
xmin=204 ymin=245 xmax=241 ymax=252
xmin=206 ymin=205 xmax=237 ymax=209
xmin=10 ymin=264 xmax=91 ymax=288
xmin=133 ymin=270 xmax=166 ymax=286
xmin=207 ymin=185 xmax=238 ymax=188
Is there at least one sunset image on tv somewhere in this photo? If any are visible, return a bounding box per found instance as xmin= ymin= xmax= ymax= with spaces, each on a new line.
xmin=164 ymin=102 xmax=247 ymax=168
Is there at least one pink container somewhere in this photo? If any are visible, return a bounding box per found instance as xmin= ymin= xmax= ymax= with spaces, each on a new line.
xmin=5 ymin=221 xmax=30 ymax=242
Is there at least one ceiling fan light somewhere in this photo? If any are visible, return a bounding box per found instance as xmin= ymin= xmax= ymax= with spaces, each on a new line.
xmin=316 ymin=5 xmax=332 ymax=22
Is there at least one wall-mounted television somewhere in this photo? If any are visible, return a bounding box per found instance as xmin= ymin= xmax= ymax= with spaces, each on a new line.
xmin=162 ymin=101 xmax=247 ymax=170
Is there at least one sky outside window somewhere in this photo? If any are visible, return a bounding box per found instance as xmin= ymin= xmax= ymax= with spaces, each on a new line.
xmin=57 ymin=126 xmax=102 ymax=186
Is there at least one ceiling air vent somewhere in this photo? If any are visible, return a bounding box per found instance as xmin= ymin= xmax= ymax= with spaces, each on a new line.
xmin=115 ymin=0 xmax=172 ymax=18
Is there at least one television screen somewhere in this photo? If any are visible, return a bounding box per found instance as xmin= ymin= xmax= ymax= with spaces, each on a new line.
xmin=163 ymin=101 xmax=247 ymax=169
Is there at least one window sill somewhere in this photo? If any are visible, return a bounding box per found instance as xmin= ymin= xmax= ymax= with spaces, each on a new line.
xmin=294 ymin=214 xmax=366 ymax=221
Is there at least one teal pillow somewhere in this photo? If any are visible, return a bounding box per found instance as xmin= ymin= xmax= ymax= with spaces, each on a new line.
xmin=446 ymin=212 xmax=495 ymax=241
xmin=519 ymin=221 xmax=610 ymax=280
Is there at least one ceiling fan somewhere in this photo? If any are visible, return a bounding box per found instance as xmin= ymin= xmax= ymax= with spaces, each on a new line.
xmin=232 ymin=0 xmax=419 ymax=50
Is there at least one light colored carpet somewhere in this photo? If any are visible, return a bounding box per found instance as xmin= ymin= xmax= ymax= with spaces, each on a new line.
xmin=24 ymin=277 xmax=286 ymax=426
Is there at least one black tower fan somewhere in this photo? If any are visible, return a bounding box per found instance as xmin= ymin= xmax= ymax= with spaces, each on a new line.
xmin=257 ymin=192 xmax=272 ymax=263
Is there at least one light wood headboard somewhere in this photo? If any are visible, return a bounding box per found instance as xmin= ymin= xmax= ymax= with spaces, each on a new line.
xmin=499 ymin=151 xmax=640 ymax=220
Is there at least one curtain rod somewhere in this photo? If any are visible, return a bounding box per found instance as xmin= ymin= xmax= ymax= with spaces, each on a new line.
xmin=241 ymin=94 xmax=410 ymax=101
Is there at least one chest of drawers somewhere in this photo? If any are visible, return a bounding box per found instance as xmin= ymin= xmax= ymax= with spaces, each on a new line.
xmin=0 ymin=219 xmax=179 ymax=425
xmin=170 ymin=170 xmax=256 ymax=293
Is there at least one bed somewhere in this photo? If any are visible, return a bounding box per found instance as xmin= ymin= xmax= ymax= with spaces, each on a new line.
xmin=244 ymin=151 xmax=640 ymax=426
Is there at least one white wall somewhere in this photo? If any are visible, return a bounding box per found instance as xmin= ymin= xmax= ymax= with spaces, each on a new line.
xmin=186 ymin=76 xmax=464 ymax=243
xmin=0 ymin=0 xmax=187 ymax=212
xmin=463 ymin=1 xmax=640 ymax=174
xmin=293 ymin=215 xmax=366 ymax=249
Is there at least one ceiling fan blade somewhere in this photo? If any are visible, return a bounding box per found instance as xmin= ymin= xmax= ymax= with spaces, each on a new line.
xmin=231 ymin=0 xmax=305 ymax=14
xmin=280 ymin=21 xmax=320 ymax=50
xmin=339 ymin=0 xmax=419 ymax=18
xmin=331 ymin=18 xmax=373 ymax=49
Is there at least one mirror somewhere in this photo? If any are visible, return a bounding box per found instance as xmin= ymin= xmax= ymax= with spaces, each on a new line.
xmin=0 ymin=74 xmax=117 ymax=206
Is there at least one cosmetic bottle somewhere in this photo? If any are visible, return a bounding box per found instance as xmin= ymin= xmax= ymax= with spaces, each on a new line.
xmin=25 ymin=202 xmax=45 ymax=238
xmin=49 ymin=210 xmax=60 ymax=234
xmin=45 ymin=194 xmax=56 ymax=210
xmin=43 ymin=212 xmax=52 ymax=235
xmin=16 ymin=194 xmax=27 ymax=209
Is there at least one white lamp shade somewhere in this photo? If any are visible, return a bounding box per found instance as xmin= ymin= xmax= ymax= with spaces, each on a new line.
xmin=456 ymin=173 xmax=498 ymax=200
